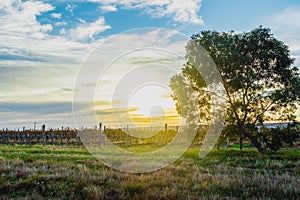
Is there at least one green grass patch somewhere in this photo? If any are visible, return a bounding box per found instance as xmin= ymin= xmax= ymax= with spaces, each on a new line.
xmin=0 ymin=144 xmax=299 ymax=199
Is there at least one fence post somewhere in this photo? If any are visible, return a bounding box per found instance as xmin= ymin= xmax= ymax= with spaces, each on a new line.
xmin=17 ymin=128 xmax=19 ymax=143
xmin=76 ymin=131 xmax=80 ymax=145
xmin=42 ymin=125 xmax=45 ymax=146
xmin=22 ymin=126 xmax=25 ymax=144
xmin=5 ymin=128 xmax=8 ymax=144
xmin=61 ymin=126 xmax=64 ymax=145
xmin=99 ymin=123 xmax=102 ymax=134
xmin=51 ymin=132 xmax=54 ymax=145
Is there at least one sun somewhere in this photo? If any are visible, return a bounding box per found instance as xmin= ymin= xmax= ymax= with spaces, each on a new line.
xmin=127 ymin=84 xmax=180 ymax=127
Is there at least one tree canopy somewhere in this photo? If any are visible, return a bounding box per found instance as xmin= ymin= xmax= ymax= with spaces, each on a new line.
xmin=170 ymin=26 xmax=300 ymax=153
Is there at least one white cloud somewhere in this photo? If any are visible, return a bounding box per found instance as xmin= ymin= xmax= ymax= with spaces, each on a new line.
xmin=70 ymin=16 xmax=111 ymax=41
xmin=146 ymin=0 xmax=204 ymax=25
xmin=55 ymin=21 xmax=67 ymax=26
xmin=65 ymin=4 xmax=77 ymax=15
xmin=0 ymin=0 xmax=91 ymax=61
xmin=60 ymin=28 xmax=66 ymax=35
xmin=0 ymin=0 xmax=54 ymax=36
xmin=272 ymin=7 xmax=300 ymax=30
xmin=264 ymin=7 xmax=300 ymax=121
xmin=89 ymin=0 xmax=204 ymax=25
xmin=41 ymin=24 xmax=53 ymax=32
xmin=51 ymin=13 xmax=62 ymax=19
xmin=0 ymin=0 xmax=198 ymax=127
xmin=77 ymin=18 xmax=87 ymax=24
xmin=100 ymin=5 xmax=118 ymax=12
xmin=73 ymin=28 xmax=187 ymax=127
xmin=266 ymin=7 xmax=300 ymax=65
xmin=166 ymin=0 xmax=204 ymax=24
xmin=0 ymin=0 xmax=101 ymax=108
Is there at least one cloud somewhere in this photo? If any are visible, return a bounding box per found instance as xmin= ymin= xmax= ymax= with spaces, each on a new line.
xmin=0 ymin=101 xmax=85 ymax=128
xmin=0 ymin=0 xmax=187 ymax=128
xmin=264 ymin=6 xmax=300 ymax=121
xmin=272 ymin=7 xmax=300 ymax=30
xmin=0 ymin=102 xmax=73 ymax=115
xmin=59 ymin=28 xmax=66 ymax=35
xmin=55 ymin=21 xmax=67 ymax=26
xmin=0 ymin=0 xmax=99 ymax=64
xmin=266 ymin=6 xmax=300 ymax=65
xmin=100 ymin=5 xmax=118 ymax=12
xmin=0 ymin=0 xmax=101 ymax=111
xmin=69 ymin=16 xmax=111 ymax=41
xmin=65 ymin=4 xmax=77 ymax=15
xmin=88 ymin=0 xmax=204 ymax=25
xmin=72 ymin=28 xmax=188 ymax=127
xmin=41 ymin=24 xmax=53 ymax=32
xmin=77 ymin=18 xmax=87 ymax=24
xmin=147 ymin=0 xmax=204 ymax=25
xmin=51 ymin=13 xmax=62 ymax=19
xmin=0 ymin=0 xmax=54 ymax=36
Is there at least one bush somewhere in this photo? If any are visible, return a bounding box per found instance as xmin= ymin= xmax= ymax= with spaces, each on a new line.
xmin=257 ymin=122 xmax=299 ymax=152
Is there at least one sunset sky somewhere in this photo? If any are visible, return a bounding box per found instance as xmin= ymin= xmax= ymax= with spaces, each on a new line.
xmin=0 ymin=0 xmax=300 ymax=129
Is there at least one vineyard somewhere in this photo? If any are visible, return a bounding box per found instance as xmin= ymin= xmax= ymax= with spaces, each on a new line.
xmin=0 ymin=125 xmax=204 ymax=147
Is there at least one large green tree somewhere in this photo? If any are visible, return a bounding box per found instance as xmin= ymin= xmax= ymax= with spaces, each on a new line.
xmin=170 ymin=27 xmax=300 ymax=153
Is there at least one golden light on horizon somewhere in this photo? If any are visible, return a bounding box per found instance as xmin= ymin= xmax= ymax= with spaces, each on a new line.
xmin=94 ymin=84 xmax=182 ymax=127
xmin=92 ymin=52 xmax=184 ymax=128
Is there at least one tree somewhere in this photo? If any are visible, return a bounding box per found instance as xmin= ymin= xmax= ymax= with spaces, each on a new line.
xmin=170 ymin=26 xmax=300 ymax=153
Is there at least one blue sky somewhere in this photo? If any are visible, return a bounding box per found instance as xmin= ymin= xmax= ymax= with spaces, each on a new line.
xmin=0 ymin=0 xmax=300 ymax=129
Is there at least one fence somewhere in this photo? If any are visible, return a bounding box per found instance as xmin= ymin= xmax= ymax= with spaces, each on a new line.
xmin=0 ymin=126 xmax=80 ymax=146
xmin=3 ymin=123 xmax=297 ymax=147
xmin=0 ymin=124 xmax=205 ymax=147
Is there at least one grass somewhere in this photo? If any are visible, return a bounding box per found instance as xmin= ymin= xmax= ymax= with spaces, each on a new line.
xmin=0 ymin=144 xmax=299 ymax=199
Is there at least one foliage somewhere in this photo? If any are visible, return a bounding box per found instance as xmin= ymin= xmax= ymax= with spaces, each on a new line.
xmin=257 ymin=122 xmax=300 ymax=152
xmin=170 ymin=26 xmax=300 ymax=153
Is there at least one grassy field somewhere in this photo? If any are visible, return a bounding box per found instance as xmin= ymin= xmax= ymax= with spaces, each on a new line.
xmin=0 ymin=145 xmax=299 ymax=199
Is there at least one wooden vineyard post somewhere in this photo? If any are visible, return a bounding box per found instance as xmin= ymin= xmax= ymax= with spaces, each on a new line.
xmin=5 ymin=128 xmax=8 ymax=144
xmin=2 ymin=129 xmax=4 ymax=144
xmin=17 ymin=129 xmax=20 ymax=144
xmin=22 ymin=126 xmax=25 ymax=145
xmin=76 ymin=131 xmax=80 ymax=145
xmin=51 ymin=132 xmax=54 ymax=145
xmin=1 ymin=129 xmax=3 ymax=144
xmin=99 ymin=123 xmax=104 ymax=146
xmin=27 ymin=127 xmax=31 ymax=145
xmin=99 ymin=123 xmax=102 ymax=134
xmin=61 ymin=126 xmax=63 ymax=145
xmin=42 ymin=125 xmax=45 ymax=146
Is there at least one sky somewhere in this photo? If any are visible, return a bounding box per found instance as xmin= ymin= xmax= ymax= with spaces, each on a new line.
xmin=0 ymin=0 xmax=300 ymax=129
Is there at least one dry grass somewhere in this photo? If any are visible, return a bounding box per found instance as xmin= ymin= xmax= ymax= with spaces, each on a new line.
xmin=0 ymin=145 xmax=299 ymax=199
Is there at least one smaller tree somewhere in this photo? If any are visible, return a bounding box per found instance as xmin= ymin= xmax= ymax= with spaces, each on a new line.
xmin=257 ymin=122 xmax=300 ymax=151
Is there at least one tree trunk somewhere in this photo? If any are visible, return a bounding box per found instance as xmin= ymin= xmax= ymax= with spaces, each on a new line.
xmin=239 ymin=135 xmax=243 ymax=150
xmin=238 ymin=123 xmax=266 ymax=154
xmin=250 ymin=136 xmax=266 ymax=154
